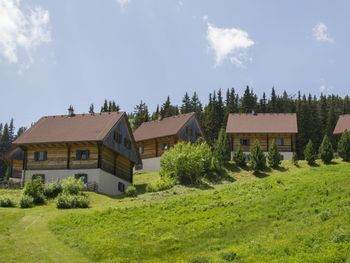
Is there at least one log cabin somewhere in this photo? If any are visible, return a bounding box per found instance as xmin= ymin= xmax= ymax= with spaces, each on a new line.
xmin=226 ymin=113 xmax=298 ymax=160
xmin=12 ymin=108 xmax=140 ymax=195
xmin=333 ymin=114 xmax=350 ymax=135
xmin=133 ymin=112 xmax=204 ymax=171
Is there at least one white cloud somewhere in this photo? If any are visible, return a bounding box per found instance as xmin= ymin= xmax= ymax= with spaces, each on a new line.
xmin=206 ymin=22 xmax=254 ymax=66
xmin=116 ymin=0 xmax=130 ymax=10
xmin=313 ymin=22 xmax=334 ymax=43
xmin=0 ymin=0 xmax=51 ymax=64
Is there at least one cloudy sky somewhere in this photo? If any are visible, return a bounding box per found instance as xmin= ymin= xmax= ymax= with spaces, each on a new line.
xmin=0 ymin=0 xmax=349 ymax=127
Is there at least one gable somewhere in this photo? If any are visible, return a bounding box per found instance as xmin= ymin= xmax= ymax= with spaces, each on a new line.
xmin=103 ymin=115 xmax=140 ymax=164
xmin=177 ymin=116 xmax=204 ymax=143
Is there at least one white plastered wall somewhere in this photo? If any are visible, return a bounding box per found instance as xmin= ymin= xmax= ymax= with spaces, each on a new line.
xmin=136 ymin=157 xmax=161 ymax=172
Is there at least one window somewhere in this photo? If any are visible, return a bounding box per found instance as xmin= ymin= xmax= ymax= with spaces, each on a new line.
xmin=139 ymin=146 xmax=144 ymax=154
xmin=114 ymin=130 xmax=122 ymax=144
xmin=240 ymin=139 xmax=250 ymax=146
xmin=124 ymin=138 xmax=131 ymax=149
xmin=75 ymin=173 xmax=88 ymax=184
xmin=276 ymin=138 xmax=284 ymax=146
xmin=118 ymin=182 xmax=125 ymax=193
xmin=32 ymin=174 xmax=45 ymax=183
xmin=76 ymin=150 xmax=90 ymax=160
xmin=162 ymin=143 xmax=170 ymax=150
xmin=34 ymin=151 xmax=47 ymax=161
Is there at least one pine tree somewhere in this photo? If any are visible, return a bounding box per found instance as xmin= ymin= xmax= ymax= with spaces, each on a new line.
xmin=160 ymin=96 xmax=178 ymax=118
xmin=233 ymin=145 xmax=246 ymax=167
xmin=319 ymin=135 xmax=334 ymax=164
xmin=338 ymin=130 xmax=350 ymax=161
xmin=89 ymin=104 xmax=95 ymax=114
xmin=133 ymin=101 xmax=149 ymax=130
xmin=181 ymin=92 xmax=192 ymax=114
xmin=268 ymin=140 xmax=281 ymax=168
xmin=101 ymin=99 xmax=108 ymax=112
xmin=213 ymin=128 xmax=230 ymax=164
xmin=304 ymin=140 xmax=316 ymax=166
xmin=269 ymin=87 xmax=277 ymax=112
xmin=260 ymin=92 xmax=267 ymax=113
xmin=8 ymin=118 xmax=15 ymax=142
xmin=0 ymin=124 xmax=10 ymax=178
xmin=16 ymin=127 xmax=27 ymax=138
xmin=240 ymin=86 xmax=257 ymax=113
xmin=249 ymin=140 xmax=266 ymax=172
xmin=151 ymin=105 xmax=160 ymax=120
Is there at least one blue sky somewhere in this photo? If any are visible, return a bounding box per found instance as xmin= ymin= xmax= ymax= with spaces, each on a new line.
xmin=0 ymin=0 xmax=349 ymax=128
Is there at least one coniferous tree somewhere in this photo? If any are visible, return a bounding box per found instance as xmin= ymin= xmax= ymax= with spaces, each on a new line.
xmin=89 ymin=104 xmax=95 ymax=114
xmin=0 ymin=124 xmax=10 ymax=178
xmin=101 ymin=99 xmax=108 ymax=112
xmin=8 ymin=118 xmax=14 ymax=142
xmin=181 ymin=92 xmax=192 ymax=114
xmin=268 ymin=140 xmax=281 ymax=168
xmin=160 ymin=96 xmax=178 ymax=118
xmin=233 ymin=145 xmax=246 ymax=167
xmin=151 ymin=105 xmax=160 ymax=120
xmin=240 ymin=86 xmax=257 ymax=113
xmin=249 ymin=140 xmax=266 ymax=172
xmin=304 ymin=140 xmax=316 ymax=166
xmin=213 ymin=128 xmax=230 ymax=164
xmin=259 ymin=92 xmax=267 ymax=113
xmin=319 ymin=135 xmax=334 ymax=164
xmin=190 ymin=92 xmax=202 ymax=116
xmin=269 ymin=87 xmax=277 ymax=112
xmin=133 ymin=101 xmax=149 ymax=130
xmin=338 ymin=130 xmax=350 ymax=161
xmin=16 ymin=127 xmax=27 ymax=139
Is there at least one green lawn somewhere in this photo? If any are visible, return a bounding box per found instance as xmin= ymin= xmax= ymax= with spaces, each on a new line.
xmin=1 ymin=161 xmax=350 ymax=262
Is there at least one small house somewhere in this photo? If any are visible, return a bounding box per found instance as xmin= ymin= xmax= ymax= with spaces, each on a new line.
xmin=333 ymin=114 xmax=350 ymax=135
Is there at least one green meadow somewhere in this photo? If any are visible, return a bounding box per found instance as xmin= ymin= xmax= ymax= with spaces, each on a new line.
xmin=1 ymin=160 xmax=350 ymax=262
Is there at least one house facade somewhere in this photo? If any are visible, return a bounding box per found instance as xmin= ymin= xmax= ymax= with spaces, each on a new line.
xmin=12 ymin=110 xmax=140 ymax=195
xmin=226 ymin=113 xmax=298 ymax=160
xmin=333 ymin=114 xmax=350 ymax=135
xmin=133 ymin=112 xmax=204 ymax=171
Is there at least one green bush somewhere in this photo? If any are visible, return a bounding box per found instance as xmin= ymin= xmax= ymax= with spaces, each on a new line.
xmin=338 ymin=130 xmax=350 ymax=161
xmin=23 ymin=178 xmax=46 ymax=205
xmin=304 ymin=140 xmax=316 ymax=166
xmin=268 ymin=140 xmax=281 ymax=168
xmin=56 ymin=194 xmax=89 ymax=209
xmin=20 ymin=194 xmax=34 ymax=208
xmin=292 ymin=152 xmax=299 ymax=166
xmin=319 ymin=135 xmax=334 ymax=164
xmin=44 ymin=182 xmax=63 ymax=199
xmin=0 ymin=196 xmax=16 ymax=207
xmin=233 ymin=145 xmax=246 ymax=167
xmin=160 ymin=142 xmax=218 ymax=185
xmin=61 ymin=177 xmax=85 ymax=195
xmin=126 ymin=185 xmax=138 ymax=197
xmin=213 ymin=128 xmax=231 ymax=164
xmin=249 ymin=140 xmax=266 ymax=173
xmin=146 ymin=177 xmax=175 ymax=192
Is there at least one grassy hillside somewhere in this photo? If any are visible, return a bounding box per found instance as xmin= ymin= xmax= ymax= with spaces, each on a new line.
xmin=1 ymin=161 xmax=350 ymax=262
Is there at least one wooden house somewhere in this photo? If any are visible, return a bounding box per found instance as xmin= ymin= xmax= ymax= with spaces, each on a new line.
xmin=226 ymin=113 xmax=298 ymax=160
xmin=333 ymin=114 xmax=350 ymax=135
xmin=12 ymin=108 xmax=140 ymax=195
xmin=133 ymin=112 xmax=204 ymax=171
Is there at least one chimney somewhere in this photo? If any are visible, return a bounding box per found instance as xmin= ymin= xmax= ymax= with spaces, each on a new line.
xmin=68 ymin=105 xmax=75 ymax=117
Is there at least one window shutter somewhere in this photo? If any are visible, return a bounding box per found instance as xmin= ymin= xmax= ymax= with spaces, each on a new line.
xmin=44 ymin=152 xmax=47 ymax=160
xmin=34 ymin=152 xmax=38 ymax=161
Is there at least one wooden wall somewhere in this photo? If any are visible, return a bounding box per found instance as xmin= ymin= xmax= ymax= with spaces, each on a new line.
xmin=11 ymin=160 xmax=23 ymax=178
xmin=229 ymin=133 xmax=296 ymax=152
xmin=137 ymin=135 xmax=178 ymax=159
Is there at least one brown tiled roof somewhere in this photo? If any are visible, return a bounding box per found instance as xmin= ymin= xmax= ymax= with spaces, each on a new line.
xmin=133 ymin=112 xmax=195 ymax=142
xmin=334 ymin=114 xmax=350 ymax=134
xmin=226 ymin=113 xmax=298 ymax=133
xmin=14 ymin=112 xmax=124 ymax=144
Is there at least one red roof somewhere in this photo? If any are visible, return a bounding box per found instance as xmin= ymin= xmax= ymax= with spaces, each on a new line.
xmin=334 ymin=114 xmax=350 ymax=134
xmin=133 ymin=113 xmax=195 ymax=142
xmin=14 ymin=112 xmax=124 ymax=144
xmin=226 ymin=113 xmax=298 ymax=134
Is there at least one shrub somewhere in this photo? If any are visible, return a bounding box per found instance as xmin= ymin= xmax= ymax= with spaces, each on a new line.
xmin=44 ymin=182 xmax=63 ymax=199
xmin=233 ymin=145 xmax=246 ymax=167
xmin=146 ymin=177 xmax=175 ymax=192
xmin=221 ymin=251 xmax=238 ymax=261
xmin=213 ymin=128 xmax=231 ymax=164
xmin=126 ymin=185 xmax=138 ymax=197
xmin=20 ymin=194 xmax=34 ymax=208
xmin=249 ymin=140 xmax=266 ymax=173
xmin=61 ymin=177 xmax=84 ymax=195
xmin=319 ymin=135 xmax=334 ymax=164
xmin=0 ymin=196 xmax=16 ymax=207
xmin=304 ymin=140 xmax=316 ymax=166
xmin=160 ymin=142 xmax=218 ymax=185
xmin=23 ymin=178 xmax=46 ymax=205
xmin=268 ymin=140 xmax=282 ymax=168
xmin=56 ymin=194 xmax=89 ymax=209
xmin=292 ymin=152 xmax=299 ymax=166
xmin=338 ymin=130 xmax=350 ymax=161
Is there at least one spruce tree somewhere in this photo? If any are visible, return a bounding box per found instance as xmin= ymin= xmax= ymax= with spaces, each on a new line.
xmin=338 ymin=130 xmax=350 ymax=161
xmin=269 ymin=87 xmax=277 ymax=112
xmin=8 ymin=118 xmax=14 ymax=142
xmin=133 ymin=101 xmax=149 ymax=130
xmin=181 ymin=92 xmax=192 ymax=114
xmin=151 ymin=105 xmax=160 ymax=120
xmin=268 ymin=140 xmax=281 ymax=168
xmin=319 ymin=135 xmax=334 ymax=164
xmin=101 ymin=99 xmax=108 ymax=112
xmin=89 ymin=104 xmax=95 ymax=114
xmin=233 ymin=145 xmax=246 ymax=167
xmin=213 ymin=128 xmax=230 ymax=164
xmin=304 ymin=140 xmax=316 ymax=166
xmin=249 ymin=140 xmax=266 ymax=173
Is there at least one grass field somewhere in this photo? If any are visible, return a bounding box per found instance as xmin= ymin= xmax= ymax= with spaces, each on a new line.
xmin=1 ymin=160 xmax=350 ymax=262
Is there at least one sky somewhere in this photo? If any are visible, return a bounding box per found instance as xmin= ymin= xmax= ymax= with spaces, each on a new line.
xmin=0 ymin=0 xmax=349 ymax=128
